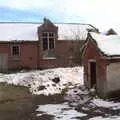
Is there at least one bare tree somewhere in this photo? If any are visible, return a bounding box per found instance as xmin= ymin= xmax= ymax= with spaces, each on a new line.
xmin=69 ymin=28 xmax=87 ymax=66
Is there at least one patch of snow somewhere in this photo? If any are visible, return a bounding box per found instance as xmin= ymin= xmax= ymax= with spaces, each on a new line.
xmin=0 ymin=67 xmax=83 ymax=95
xmin=90 ymin=32 xmax=120 ymax=55
xmin=89 ymin=116 xmax=120 ymax=120
xmin=92 ymin=98 xmax=120 ymax=110
xmin=65 ymin=86 xmax=95 ymax=106
xmin=36 ymin=103 xmax=87 ymax=120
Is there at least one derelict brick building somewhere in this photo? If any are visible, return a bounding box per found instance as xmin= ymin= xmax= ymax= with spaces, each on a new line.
xmin=0 ymin=18 xmax=97 ymax=72
xmin=83 ymin=32 xmax=120 ymax=97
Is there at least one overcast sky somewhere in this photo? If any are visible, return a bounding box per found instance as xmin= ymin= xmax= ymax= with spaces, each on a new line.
xmin=0 ymin=0 xmax=120 ymax=33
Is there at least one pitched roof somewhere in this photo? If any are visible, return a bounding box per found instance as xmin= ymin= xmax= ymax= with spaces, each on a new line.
xmin=106 ymin=28 xmax=117 ymax=35
xmin=0 ymin=22 xmax=96 ymax=41
xmin=90 ymin=32 xmax=120 ymax=56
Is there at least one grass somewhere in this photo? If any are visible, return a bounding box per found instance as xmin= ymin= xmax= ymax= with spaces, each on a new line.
xmin=0 ymin=83 xmax=30 ymax=102
xmin=0 ymin=83 xmax=65 ymax=119
xmin=61 ymin=87 xmax=69 ymax=95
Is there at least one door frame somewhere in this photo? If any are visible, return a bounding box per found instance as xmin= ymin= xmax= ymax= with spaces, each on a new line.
xmin=88 ymin=59 xmax=97 ymax=88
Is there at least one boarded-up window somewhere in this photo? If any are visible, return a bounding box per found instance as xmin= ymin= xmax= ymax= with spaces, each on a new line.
xmin=12 ymin=45 xmax=20 ymax=56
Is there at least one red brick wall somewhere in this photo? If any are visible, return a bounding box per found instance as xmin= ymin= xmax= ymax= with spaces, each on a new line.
xmin=0 ymin=42 xmax=38 ymax=70
xmin=0 ymin=40 xmax=83 ymax=70
xmin=39 ymin=40 xmax=83 ymax=69
xmin=18 ymin=42 xmax=38 ymax=69
xmin=83 ymin=41 xmax=107 ymax=90
xmin=56 ymin=40 xmax=80 ymax=66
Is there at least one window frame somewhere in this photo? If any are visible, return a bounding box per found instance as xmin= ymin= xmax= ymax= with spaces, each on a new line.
xmin=11 ymin=45 xmax=20 ymax=57
xmin=41 ymin=32 xmax=55 ymax=50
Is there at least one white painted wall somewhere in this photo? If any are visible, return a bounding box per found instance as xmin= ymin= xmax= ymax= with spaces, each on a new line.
xmin=107 ymin=62 xmax=120 ymax=92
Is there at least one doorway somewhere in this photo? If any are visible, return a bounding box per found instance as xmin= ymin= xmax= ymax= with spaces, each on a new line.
xmin=0 ymin=53 xmax=8 ymax=72
xmin=90 ymin=61 xmax=96 ymax=88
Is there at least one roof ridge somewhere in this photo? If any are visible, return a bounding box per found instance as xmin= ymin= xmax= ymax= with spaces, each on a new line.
xmin=55 ymin=23 xmax=91 ymax=25
xmin=0 ymin=22 xmax=95 ymax=26
xmin=0 ymin=22 xmax=42 ymax=24
xmin=0 ymin=22 xmax=98 ymax=30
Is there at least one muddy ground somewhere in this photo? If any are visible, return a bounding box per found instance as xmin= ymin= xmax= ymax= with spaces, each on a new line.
xmin=0 ymin=83 xmax=120 ymax=120
xmin=0 ymin=83 xmax=64 ymax=120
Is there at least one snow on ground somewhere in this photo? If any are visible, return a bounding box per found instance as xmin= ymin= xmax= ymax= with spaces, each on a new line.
xmin=64 ymin=85 xmax=120 ymax=119
xmin=1 ymin=66 xmax=120 ymax=119
xmin=35 ymin=87 xmax=120 ymax=120
xmin=65 ymin=85 xmax=91 ymax=106
xmin=0 ymin=67 xmax=83 ymax=95
xmin=36 ymin=102 xmax=87 ymax=120
xmin=92 ymin=98 xmax=120 ymax=110
xmin=89 ymin=116 xmax=120 ymax=120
